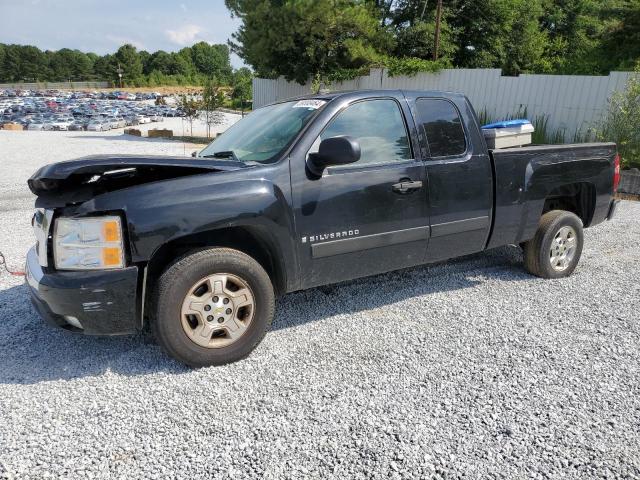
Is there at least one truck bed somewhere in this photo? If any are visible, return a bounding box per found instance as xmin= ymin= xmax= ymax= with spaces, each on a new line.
xmin=487 ymin=142 xmax=617 ymax=249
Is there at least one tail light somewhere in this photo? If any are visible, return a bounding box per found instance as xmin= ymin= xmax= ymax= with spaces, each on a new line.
xmin=613 ymin=153 xmax=621 ymax=192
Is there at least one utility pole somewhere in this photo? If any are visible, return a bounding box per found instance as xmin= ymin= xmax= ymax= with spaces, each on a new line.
xmin=433 ymin=0 xmax=442 ymax=61
xmin=116 ymin=63 xmax=123 ymax=89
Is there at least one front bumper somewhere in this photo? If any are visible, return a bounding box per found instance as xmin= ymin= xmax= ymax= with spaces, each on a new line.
xmin=25 ymin=246 xmax=140 ymax=335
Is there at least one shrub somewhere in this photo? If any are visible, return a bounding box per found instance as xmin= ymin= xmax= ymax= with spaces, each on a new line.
xmin=385 ymin=57 xmax=448 ymax=77
xmin=598 ymin=67 xmax=640 ymax=169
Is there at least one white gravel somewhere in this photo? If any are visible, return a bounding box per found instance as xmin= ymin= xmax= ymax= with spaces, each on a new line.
xmin=1 ymin=130 xmax=639 ymax=479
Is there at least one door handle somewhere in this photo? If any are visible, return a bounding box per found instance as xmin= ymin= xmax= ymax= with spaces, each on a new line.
xmin=392 ymin=180 xmax=423 ymax=194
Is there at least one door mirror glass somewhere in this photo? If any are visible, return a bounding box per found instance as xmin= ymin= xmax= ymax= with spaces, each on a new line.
xmin=191 ymin=151 xmax=198 ymax=157
xmin=307 ymin=136 xmax=361 ymax=176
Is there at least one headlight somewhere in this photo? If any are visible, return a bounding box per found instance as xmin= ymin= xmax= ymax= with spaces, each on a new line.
xmin=53 ymin=216 xmax=125 ymax=270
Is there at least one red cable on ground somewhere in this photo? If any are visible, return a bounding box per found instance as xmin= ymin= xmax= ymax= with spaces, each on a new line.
xmin=0 ymin=251 xmax=25 ymax=277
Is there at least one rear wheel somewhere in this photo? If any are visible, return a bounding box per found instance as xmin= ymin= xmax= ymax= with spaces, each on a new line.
xmin=153 ymin=248 xmax=275 ymax=367
xmin=523 ymin=210 xmax=584 ymax=279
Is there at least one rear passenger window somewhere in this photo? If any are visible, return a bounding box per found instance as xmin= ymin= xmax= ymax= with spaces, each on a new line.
xmin=319 ymin=99 xmax=412 ymax=167
xmin=416 ymin=98 xmax=466 ymax=157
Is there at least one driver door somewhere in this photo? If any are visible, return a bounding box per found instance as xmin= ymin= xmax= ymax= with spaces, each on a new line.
xmin=289 ymin=95 xmax=430 ymax=289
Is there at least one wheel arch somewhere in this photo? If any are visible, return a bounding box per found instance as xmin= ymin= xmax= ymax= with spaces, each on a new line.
xmin=541 ymin=182 xmax=597 ymax=227
xmin=142 ymin=225 xmax=287 ymax=327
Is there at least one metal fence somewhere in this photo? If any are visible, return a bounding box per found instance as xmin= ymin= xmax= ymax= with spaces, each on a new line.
xmin=253 ymin=68 xmax=634 ymax=139
xmin=0 ymin=81 xmax=110 ymax=90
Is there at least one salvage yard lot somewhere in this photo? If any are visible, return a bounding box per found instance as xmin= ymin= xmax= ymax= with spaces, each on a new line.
xmin=1 ymin=130 xmax=639 ymax=479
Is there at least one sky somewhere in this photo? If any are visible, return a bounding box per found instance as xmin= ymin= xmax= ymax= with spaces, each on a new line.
xmin=0 ymin=0 xmax=246 ymax=68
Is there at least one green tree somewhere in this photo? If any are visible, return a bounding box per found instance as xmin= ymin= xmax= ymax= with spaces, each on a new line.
xmin=540 ymin=0 xmax=609 ymax=74
xmin=1 ymin=44 xmax=49 ymax=81
xmin=438 ymin=0 xmax=551 ymax=74
xmin=93 ymin=54 xmax=116 ymax=82
xmin=394 ymin=19 xmax=457 ymax=61
xmin=0 ymin=44 xmax=6 ymax=81
xmin=232 ymin=67 xmax=253 ymax=112
xmin=114 ymin=44 xmax=143 ymax=84
xmin=0 ymin=42 xmax=231 ymax=86
xmin=86 ymin=52 xmax=100 ymax=78
xmin=201 ymin=78 xmax=226 ymax=137
xmin=179 ymin=94 xmax=201 ymax=136
xmin=503 ymin=0 xmax=550 ymax=74
xmin=139 ymin=50 xmax=152 ymax=75
xmin=148 ymin=51 xmax=174 ymax=74
xmin=598 ymin=67 xmax=640 ymax=168
xmin=48 ymin=48 xmax=94 ymax=81
xmin=23 ymin=45 xmax=49 ymax=80
xmin=448 ymin=0 xmax=513 ymax=69
xmin=599 ymin=0 xmax=640 ymax=71
xmin=191 ymin=42 xmax=233 ymax=82
xmin=226 ymin=0 xmax=391 ymax=84
xmin=2 ymin=0 xmax=638 ymax=87
xmin=365 ymin=0 xmax=395 ymax=25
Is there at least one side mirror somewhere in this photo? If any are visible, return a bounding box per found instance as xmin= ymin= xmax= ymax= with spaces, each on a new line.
xmin=191 ymin=151 xmax=197 ymax=158
xmin=307 ymin=136 xmax=361 ymax=177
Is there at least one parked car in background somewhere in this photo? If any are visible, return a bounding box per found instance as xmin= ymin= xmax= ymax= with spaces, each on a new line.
xmin=86 ymin=120 xmax=108 ymax=131
xmin=106 ymin=116 xmax=126 ymax=129
xmin=69 ymin=120 xmax=87 ymax=131
xmin=1 ymin=89 xmax=187 ymax=133
xmin=124 ymin=115 xmax=140 ymax=126
xmin=27 ymin=120 xmax=51 ymax=131
xmin=27 ymin=122 xmax=43 ymax=131
xmin=51 ymin=117 xmax=74 ymax=131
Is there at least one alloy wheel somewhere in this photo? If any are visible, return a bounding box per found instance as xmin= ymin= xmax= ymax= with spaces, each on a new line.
xmin=549 ymin=226 xmax=577 ymax=272
xmin=180 ymin=273 xmax=255 ymax=348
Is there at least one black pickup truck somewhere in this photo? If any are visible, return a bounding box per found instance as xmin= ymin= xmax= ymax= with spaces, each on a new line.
xmin=26 ymin=90 xmax=620 ymax=367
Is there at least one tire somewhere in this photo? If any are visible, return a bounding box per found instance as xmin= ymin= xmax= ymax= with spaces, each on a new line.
xmin=152 ymin=248 xmax=275 ymax=367
xmin=523 ymin=210 xmax=584 ymax=279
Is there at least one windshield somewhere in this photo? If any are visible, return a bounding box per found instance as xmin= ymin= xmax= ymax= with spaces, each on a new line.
xmin=198 ymin=99 xmax=326 ymax=163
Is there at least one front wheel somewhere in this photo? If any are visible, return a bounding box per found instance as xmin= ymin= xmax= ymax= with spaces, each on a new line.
xmin=523 ymin=210 xmax=584 ymax=279
xmin=152 ymin=248 xmax=275 ymax=367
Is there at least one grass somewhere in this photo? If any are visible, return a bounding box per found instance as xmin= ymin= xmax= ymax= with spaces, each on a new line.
xmin=615 ymin=192 xmax=640 ymax=202
xmin=531 ymin=115 xmax=566 ymax=144
xmin=169 ymin=135 xmax=211 ymax=145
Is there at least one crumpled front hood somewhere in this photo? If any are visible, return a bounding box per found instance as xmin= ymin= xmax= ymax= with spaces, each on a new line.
xmin=28 ymin=154 xmax=246 ymax=206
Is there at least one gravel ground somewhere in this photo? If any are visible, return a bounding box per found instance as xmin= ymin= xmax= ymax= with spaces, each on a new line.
xmin=1 ymin=130 xmax=639 ymax=479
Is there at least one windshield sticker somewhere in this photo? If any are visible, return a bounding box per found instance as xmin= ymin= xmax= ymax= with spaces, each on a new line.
xmin=293 ymin=99 xmax=326 ymax=109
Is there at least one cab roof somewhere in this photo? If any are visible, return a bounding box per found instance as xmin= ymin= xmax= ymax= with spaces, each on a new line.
xmin=269 ymin=89 xmax=467 ymax=107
